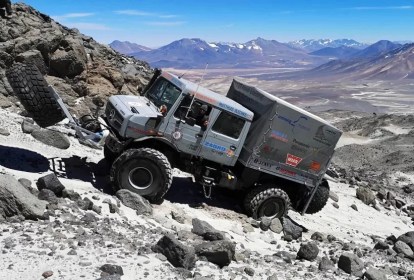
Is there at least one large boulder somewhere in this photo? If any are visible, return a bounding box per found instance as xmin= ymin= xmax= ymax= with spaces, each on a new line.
xmin=195 ymin=240 xmax=236 ymax=268
xmin=393 ymin=241 xmax=414 ymax=257
xmin=152 ymin=235 xmax=196 ymax=270
xmin=116 ymin=189 xmax=152 ymax=215
xmin=364 ymin=267 xmax=387 ymax=280
xmin=31 ymin=129 xmax=70 ymax=149
xmin=192 ymin=218 xmax=225 ymax=241
xmin=0 ymin=174 xmax=47 ymax=220
xmin=297 ymin=242 xmax=319 ymax=261
xmin=356 ymin=187 xmax=376 ymax=205
xmin=283 ymin=216 xmax=304 ymax=240
xmin=36 ymin=173 xmax=65 ymax=196
xmin=49 ymin=37 xmax=87 ymax=78
xmin=338 ymin=252 xmax=364 ymax=276
xmin=397 ymin=231 xmax=414 ymax=251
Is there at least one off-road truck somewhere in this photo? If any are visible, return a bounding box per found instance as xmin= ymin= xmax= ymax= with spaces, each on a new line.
xmin=6 ymin=63 xmax=342 ymax=219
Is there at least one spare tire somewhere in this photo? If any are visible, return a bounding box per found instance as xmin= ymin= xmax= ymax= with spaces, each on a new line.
xmin=6 ymin=63 xmax=64 ymax=128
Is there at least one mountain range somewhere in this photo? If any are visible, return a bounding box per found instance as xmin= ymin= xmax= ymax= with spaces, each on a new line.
xmin=111 ymin=37 xmax=334 ymax=69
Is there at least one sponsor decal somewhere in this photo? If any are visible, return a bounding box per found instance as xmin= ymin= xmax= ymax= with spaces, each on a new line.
xmin=293 ymin=138 xmax=310 ymax=148
xmin=203 ymin=141 xmax=226 ymax=152
xmin=310 ymin=161 xmax=321 ymax=172
xmin=278 ymin=115 xmax=310 ymax=131
xmin=313 ymin=125 xmax=333 ymax=146
xmin=172 ymin=130 xmax=182 ymax=140
xmin=127 ymin=126 xmax=150 ymax=135
xmin=218 ymin=101 xmax=250 ymax=119
xmin=286 ymin=153 xmax=302 ymax=167
xmin=270 ymin=130 xmax=288 ymax=143
xmin=253 ymin=157 xmax=273 ymax=168
xmin=280 ymin=168 xmax=296 ymax=176
xmin=226 ymin=149 xmax=235 ymax=157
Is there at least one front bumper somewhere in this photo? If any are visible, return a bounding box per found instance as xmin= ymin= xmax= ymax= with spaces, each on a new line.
xmin=105 ymin=133 xmax=125 ymax=154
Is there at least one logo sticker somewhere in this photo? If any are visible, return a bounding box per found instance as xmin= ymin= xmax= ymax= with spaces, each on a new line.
xmin=286 ymin=153 xmax=302 ymax=167
xmin=310 ymin=161 xmax=321 ymax=171
xmin=270 ymin=130 xmax=288 ymax=143
xmin=172 ymin=130 xmax=182 ymax=140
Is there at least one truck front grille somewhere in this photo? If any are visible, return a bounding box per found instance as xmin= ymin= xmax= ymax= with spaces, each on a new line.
xmin=106 ymin=102 xmax=124 ymax=131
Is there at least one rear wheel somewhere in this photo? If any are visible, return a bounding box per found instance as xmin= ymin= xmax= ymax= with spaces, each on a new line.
xmin=305 ymin=179 xmax=330 ymax=214
xmin=110 ymin=148 xmax=172 ymax=203
xmin=6 ymin=63 xmax=64 ymax=127
xmin=244 ymin=184 xmax=291 ymax=219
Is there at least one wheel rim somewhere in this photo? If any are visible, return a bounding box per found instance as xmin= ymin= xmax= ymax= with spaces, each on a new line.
xmin=258 ymin=198 xmax=286 ymax=219
xmin=128 ymin=167 xmax=153 ymax=190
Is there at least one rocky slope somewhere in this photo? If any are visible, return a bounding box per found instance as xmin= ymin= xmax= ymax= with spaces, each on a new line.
xmin=0 ymin=3 xmax=153 ymax=117
xmin=1 ymin=104 xmax=414 ymax=279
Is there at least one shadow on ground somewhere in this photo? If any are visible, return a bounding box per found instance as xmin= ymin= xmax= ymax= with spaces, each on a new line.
xmin=49 ymin=156 xmax=113 ymax=194
xmin=0 ymin=145 xmax=49 ymax=173
xmin=165 ymin=176 xmax=245 ymax=214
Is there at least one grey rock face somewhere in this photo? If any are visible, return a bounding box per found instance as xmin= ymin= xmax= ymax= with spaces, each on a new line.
xmin=62 ymin=189 xmax=81 ymax=201
xmin=152 ymin=234 xmax=196 ymax=270
xmin=99 ymin=264 xmax=124 ymax=276
xmin=356 ymin=187 xmax=376 ymax=205
xmin=0 ymin=127 xmax=9 ymax=136
xmin=21 ymin=118 xmax=37 ymax=134
xmin=364 ymin=267 xmax=387 ymax=280
xmin=338 ymin=252 xmax=364 ymax=276
xmin=318 ymin=256 xmax=335 ymax=271
xmin=260 ymin=217 xmax=272 ymax=231
xmin=195 ymin=240 xmax=236 ymax=268
xmin=397 ymin=231 xmax=414 ymax=251
xmin=297 ymin=242 xmax=319 ymax=261
xmin=269 ymin=218 xmax=283 ymax=234
xmin=283 ymin=216 xmax=303 ymax=240
xmin=36 ymin=173 xmax=65 ymax=196
xmin=38 ymin=189 xmax=58 ymax=204
xmin=311 ymin=232 xmax=325 ymax=242
xmin=393 ymin=241 xmax=413 ymax=257
xmin=0 ymin=3 xmax=152 ymax=117
xmin=192 ymin=218 xmax=225 ymax=241
xmin=31 ymin=129 xmax=70 ymax=149
xmin=0 ymin=174 xmax=47 ymax=220
xmin=116 ymin=189 xmax=152 ymax=215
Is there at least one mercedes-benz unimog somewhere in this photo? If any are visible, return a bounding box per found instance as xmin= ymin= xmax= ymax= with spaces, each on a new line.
xmin=6 ymin=63 xmax=342 ymax=219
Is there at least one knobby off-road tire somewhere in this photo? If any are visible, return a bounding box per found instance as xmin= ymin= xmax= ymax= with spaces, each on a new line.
xmin=103 ymin=144 xmax=118 ymax=164
xmin=244 ymin=184 xmax=291 ymax=220
xmin=110 ymin=148 xmax=172 ymax=203
xmin=305 ymin=179 xmax=330 ymax=214
xmin=6 ymin=63 xmax=64 ymax=128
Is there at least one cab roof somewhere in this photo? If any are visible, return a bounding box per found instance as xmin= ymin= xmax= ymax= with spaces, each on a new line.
xmin=162 ymin=71 xmax=254 ymax=121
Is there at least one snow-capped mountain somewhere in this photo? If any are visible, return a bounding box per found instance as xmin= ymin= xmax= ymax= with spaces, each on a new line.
xmin=109 ymin=40 xmax=152 ymax=55
xmin=131 ymin=37 xmax=327 ymax=69
xmin=287 ymin=39 xmax=368 ymax=52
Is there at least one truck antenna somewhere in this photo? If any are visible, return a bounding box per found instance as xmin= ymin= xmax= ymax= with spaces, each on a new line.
xmin=185 ymin=63 xmax=208 ymax=119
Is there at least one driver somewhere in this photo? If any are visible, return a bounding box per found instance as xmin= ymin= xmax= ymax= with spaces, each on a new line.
xmin=194 ymin=104 xmax=209 ymax=128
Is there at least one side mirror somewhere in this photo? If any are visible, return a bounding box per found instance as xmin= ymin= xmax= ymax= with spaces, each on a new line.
xmin=185 ymin=117 xmax=196 ymax=126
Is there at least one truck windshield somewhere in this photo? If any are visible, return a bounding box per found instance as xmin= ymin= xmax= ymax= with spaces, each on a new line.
xmin=145 ymin=78 xmax=181 ymax=110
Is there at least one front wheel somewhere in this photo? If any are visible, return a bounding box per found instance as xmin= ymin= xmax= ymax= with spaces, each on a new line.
xmin=110 ymin=148 xmax=172 ymax=203
xmin=244 ymin=184 xmax=291 ymax=219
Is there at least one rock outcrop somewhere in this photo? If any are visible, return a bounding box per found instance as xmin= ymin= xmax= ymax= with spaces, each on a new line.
xmin=0 ymin=3 xmax=152 ymax=116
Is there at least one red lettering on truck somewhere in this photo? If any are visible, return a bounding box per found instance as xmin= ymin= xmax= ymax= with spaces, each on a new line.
xmin=286 ymin=154 xmax=302 ymax=167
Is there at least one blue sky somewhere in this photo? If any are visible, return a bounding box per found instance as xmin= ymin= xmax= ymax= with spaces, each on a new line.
xmin=18 ymin=0 xmax=414 ymax=47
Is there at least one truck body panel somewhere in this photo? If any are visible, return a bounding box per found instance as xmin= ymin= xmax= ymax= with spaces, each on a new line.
xmin=227 ymin=80 xmax=342 ymax=187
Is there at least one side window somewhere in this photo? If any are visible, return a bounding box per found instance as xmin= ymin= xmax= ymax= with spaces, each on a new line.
xmin=212 ymin=112 xmax=245 ymax=139
xmin=174 ymin=96 xmax=211 ymax=127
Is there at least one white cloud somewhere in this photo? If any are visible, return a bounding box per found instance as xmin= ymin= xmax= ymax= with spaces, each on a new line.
xmin=145 ymin=21 xmax=185 ymax=26
xmin=67 ymin=22 xmax=113 ymax=31
xmin=52 ymin=12 xmax=95 ymax=21
xmin=114 ymin=10 xmax=155 ymax=16
xmin=349 ymin=6 xmax=414 ymax=10
xmin=114 ymin=10 xmax=180 ymax=19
